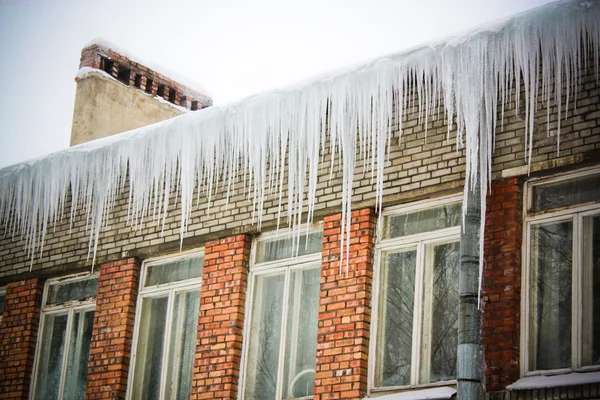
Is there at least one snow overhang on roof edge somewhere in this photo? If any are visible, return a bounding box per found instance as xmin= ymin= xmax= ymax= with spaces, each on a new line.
xmin=1 ymin=1 xmax=599 ymax=285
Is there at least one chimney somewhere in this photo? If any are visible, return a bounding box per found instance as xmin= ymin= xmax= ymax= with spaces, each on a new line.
xmin=70 ymin=40 xmax=212 ymax=146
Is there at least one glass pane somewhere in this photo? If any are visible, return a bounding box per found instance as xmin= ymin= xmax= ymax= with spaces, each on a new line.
xmin=583 ymin=215 xmax=600 ymax=367
xmin=35 ymin=312 xmax=68 ymax=400
xmin=245 ymin=273 xmax=285 ymax=400
xmin=166 ymin=290 xmax=201 ymax=400
xmin=420 ymin=242 xmax=459 ymax=384
xmin=47 ymin=277 xmax=98 ymax=305
xmin=282 ymin=267 xmax=320 ymax=399
xmin=532 ymin=173 xmax=600 ymax=212
xmin=529 ymin=220 xmax=573 ymax=371
xmin=384 ymin=203 xmax=461 ymax=239
xmin=256 ymin=231 xmax=323 ymax=263
xmin=63 ymin=309 xmax=95 ymax=400
xmin=375 ymin=249 xmax=416 ymax=387
xmin=146 ymin=256 xmax=204 ymax=287
xmin=0 ymin=292 xmax=5 ymax=316
xmin=132 ymin=295 xmax=169 ymax=400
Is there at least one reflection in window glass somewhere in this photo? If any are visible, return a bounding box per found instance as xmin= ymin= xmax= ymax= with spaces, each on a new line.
xmin=283 ymin=268 xmax=320 ymax=398
xmin=375 ymin=250 xmax=416 ymax=387
xmin=47 ymin=278 xmax=98 ymax=304
xmin=35 ymin=313 xmax=69 ymax=400
xmin=256 ymin=231 xmax=323 ymax=263
xmin=420 ymin=242 xmax=459 ymax=384
xmin=529 ymin=221 xmax=573 ymax=371
xmin=145 ymin=256 xmax=204 ymax=287
xmin=532 ymin=173 xmax=600 ymax=212
xmin=384 ymin=203 xmax=461 ymax=239
xmin=0 ymin=291 xmax=6 ymax=316
xmin=245 ymin=273 xmax=285 ymax=400
xmin=583 ymin=215 xmax=600 ymax=367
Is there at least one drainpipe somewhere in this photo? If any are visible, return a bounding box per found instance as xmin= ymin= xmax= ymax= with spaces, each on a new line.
xmin=457 ymin=178 xmax=484 ymax=399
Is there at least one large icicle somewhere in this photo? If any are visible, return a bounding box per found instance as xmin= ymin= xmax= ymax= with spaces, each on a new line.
xmin=0 ymin=1 xmax=599 ymax=300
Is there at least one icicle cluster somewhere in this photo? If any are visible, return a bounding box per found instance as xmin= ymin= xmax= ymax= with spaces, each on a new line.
xmin=1 ymin=2 xmax=599 ymax=297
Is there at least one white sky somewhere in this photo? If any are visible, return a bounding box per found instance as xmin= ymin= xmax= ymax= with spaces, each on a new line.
xmin=0 ymin=0 xmax=553 ymax=169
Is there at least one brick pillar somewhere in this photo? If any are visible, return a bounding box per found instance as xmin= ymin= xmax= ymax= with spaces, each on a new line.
xmin=0 ymin=278 xmax=44 ymax=400
xmin=85 ymin=258 xmax=140 ymax=400
xmin=314 ymin=208 xmax=375 ymax=400
xmin=483 ymin=177 xmax=522 ymax=391
xmin=191 ymin=234 xmax=252 ymax=400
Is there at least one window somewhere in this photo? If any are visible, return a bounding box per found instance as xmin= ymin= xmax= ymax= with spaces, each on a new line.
xmin=31 ymin=274 xmax=98 ymax=400
xmin=523 ymin=169 xmax=600 ymax=374
xmin=370 ymin=198 xmax=461 ymax=391
xmin=128 ymin=251 xmax=204 ymax=400
xmin=241 ymin=229 xmax=322 ymax=400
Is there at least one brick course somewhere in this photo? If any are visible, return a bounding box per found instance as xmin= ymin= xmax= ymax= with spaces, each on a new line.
xmin=0 ymin=278 xmax=44 ymax=400
xmin=191 ymin=234 xmax=251 ymax=400
xmin=483 ymin=178 xmax=522 ymax=391
xmin=85 ymin=258 xmax=140 ymax=400
xmin=314 ymin=208 xmax=375 ymax=400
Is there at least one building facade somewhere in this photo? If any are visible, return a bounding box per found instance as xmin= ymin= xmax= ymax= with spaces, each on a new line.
xmin=1 ymin=4 xmax=600 ymax=400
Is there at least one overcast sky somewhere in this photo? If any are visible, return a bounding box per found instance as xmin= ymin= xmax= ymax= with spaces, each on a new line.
xmin=0 ymin=0 xmax=553 ymax=168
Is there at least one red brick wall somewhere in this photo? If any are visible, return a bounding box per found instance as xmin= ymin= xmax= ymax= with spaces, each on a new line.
xmin=85 ymin=258 xmax=140 ymax=400
xmin=191 ymin=234 xmax=251 ymax=400
xmin=314 ymin=208 xmax=375 ymax=400
xmin=0 ymin=278 xmax=44 ymax=400
xmin=483 ymin=177 xmax=522 ymax=391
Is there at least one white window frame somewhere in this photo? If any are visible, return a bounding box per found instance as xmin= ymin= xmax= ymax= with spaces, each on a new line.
xmin=239 ymin=226 xmax=323 ymax=400
xmin=30 ymin=272 xmax=98 ymax=400
xmin=126 ymin=249 xmax=204 ymax=400
xmin=368 ymin=195 xmax=462 ymax=394
xmin=521 ymin=166 xmax=600 ymax=377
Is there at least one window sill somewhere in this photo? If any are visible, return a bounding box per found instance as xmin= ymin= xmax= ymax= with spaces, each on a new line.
xmin=507 ymin=371 xmax=600 ymax=390
xmin=365 ymin=386 xmax=456 ymax=400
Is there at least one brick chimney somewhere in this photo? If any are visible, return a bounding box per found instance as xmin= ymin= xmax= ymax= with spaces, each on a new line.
xmin=71 ymin=40 xmax=212 ymax=146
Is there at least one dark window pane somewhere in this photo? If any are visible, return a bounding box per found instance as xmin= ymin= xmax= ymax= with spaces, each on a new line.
xmin=256 ymin=231 xmax=322 ymax=263
xmin=532 ymin=174 xmax=600 ymax=212
xmin=63 ymin=309 xmax=95 ymax=400
xmin=245 ymin=273 xmax=285 ymax=400
xmin=47 ymin=277 xmax=98 ymax=305
xmin=375 ymin=249 xmax=416 ymax=387
xmin=145 ymin=256 xmax=204 ymax=287
xmin=530 ymin=221 xmax=573 ymax=370
xmin=132 ymin=295 xmax=169 ymax=400
xmin=35 ymin=312 xmax=68 ymax=400
xmin=420 ymin=242 xmax=459 ymax=383
xmin=583 ymin=215 xmax=600 ymax=367
xmin=385 ymin=203 xmax=461 ymax=239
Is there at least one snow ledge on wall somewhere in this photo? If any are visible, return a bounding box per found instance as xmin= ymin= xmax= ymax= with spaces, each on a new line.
xmin=506 ymin=371 xmax=600 ymax=390
xmin=365 ymin=386 xmax=456 ymax=400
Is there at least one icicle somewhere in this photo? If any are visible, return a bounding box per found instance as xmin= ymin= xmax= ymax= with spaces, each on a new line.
xmin=0 ymin=1 xmax=598 ymax=306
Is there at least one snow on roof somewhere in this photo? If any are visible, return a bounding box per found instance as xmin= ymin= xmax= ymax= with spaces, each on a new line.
xmin=1 ymin=0 xmax=599 ymax=272
xmin=83 ymin=37 xmax=211 ymax=97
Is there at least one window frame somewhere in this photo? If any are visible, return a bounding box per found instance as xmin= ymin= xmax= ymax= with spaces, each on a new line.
xmin=521 ymin=167 xmax=600 ymax=377
xmin=368 ymin=195 xmax=462 ymax=394
xmin=126 ymin=249 xmax=204 ymax=400
xmin=239 ymin=225 xmax=323 ymax=400
xmin=30 ymin=272 xmax=99 ymax=400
